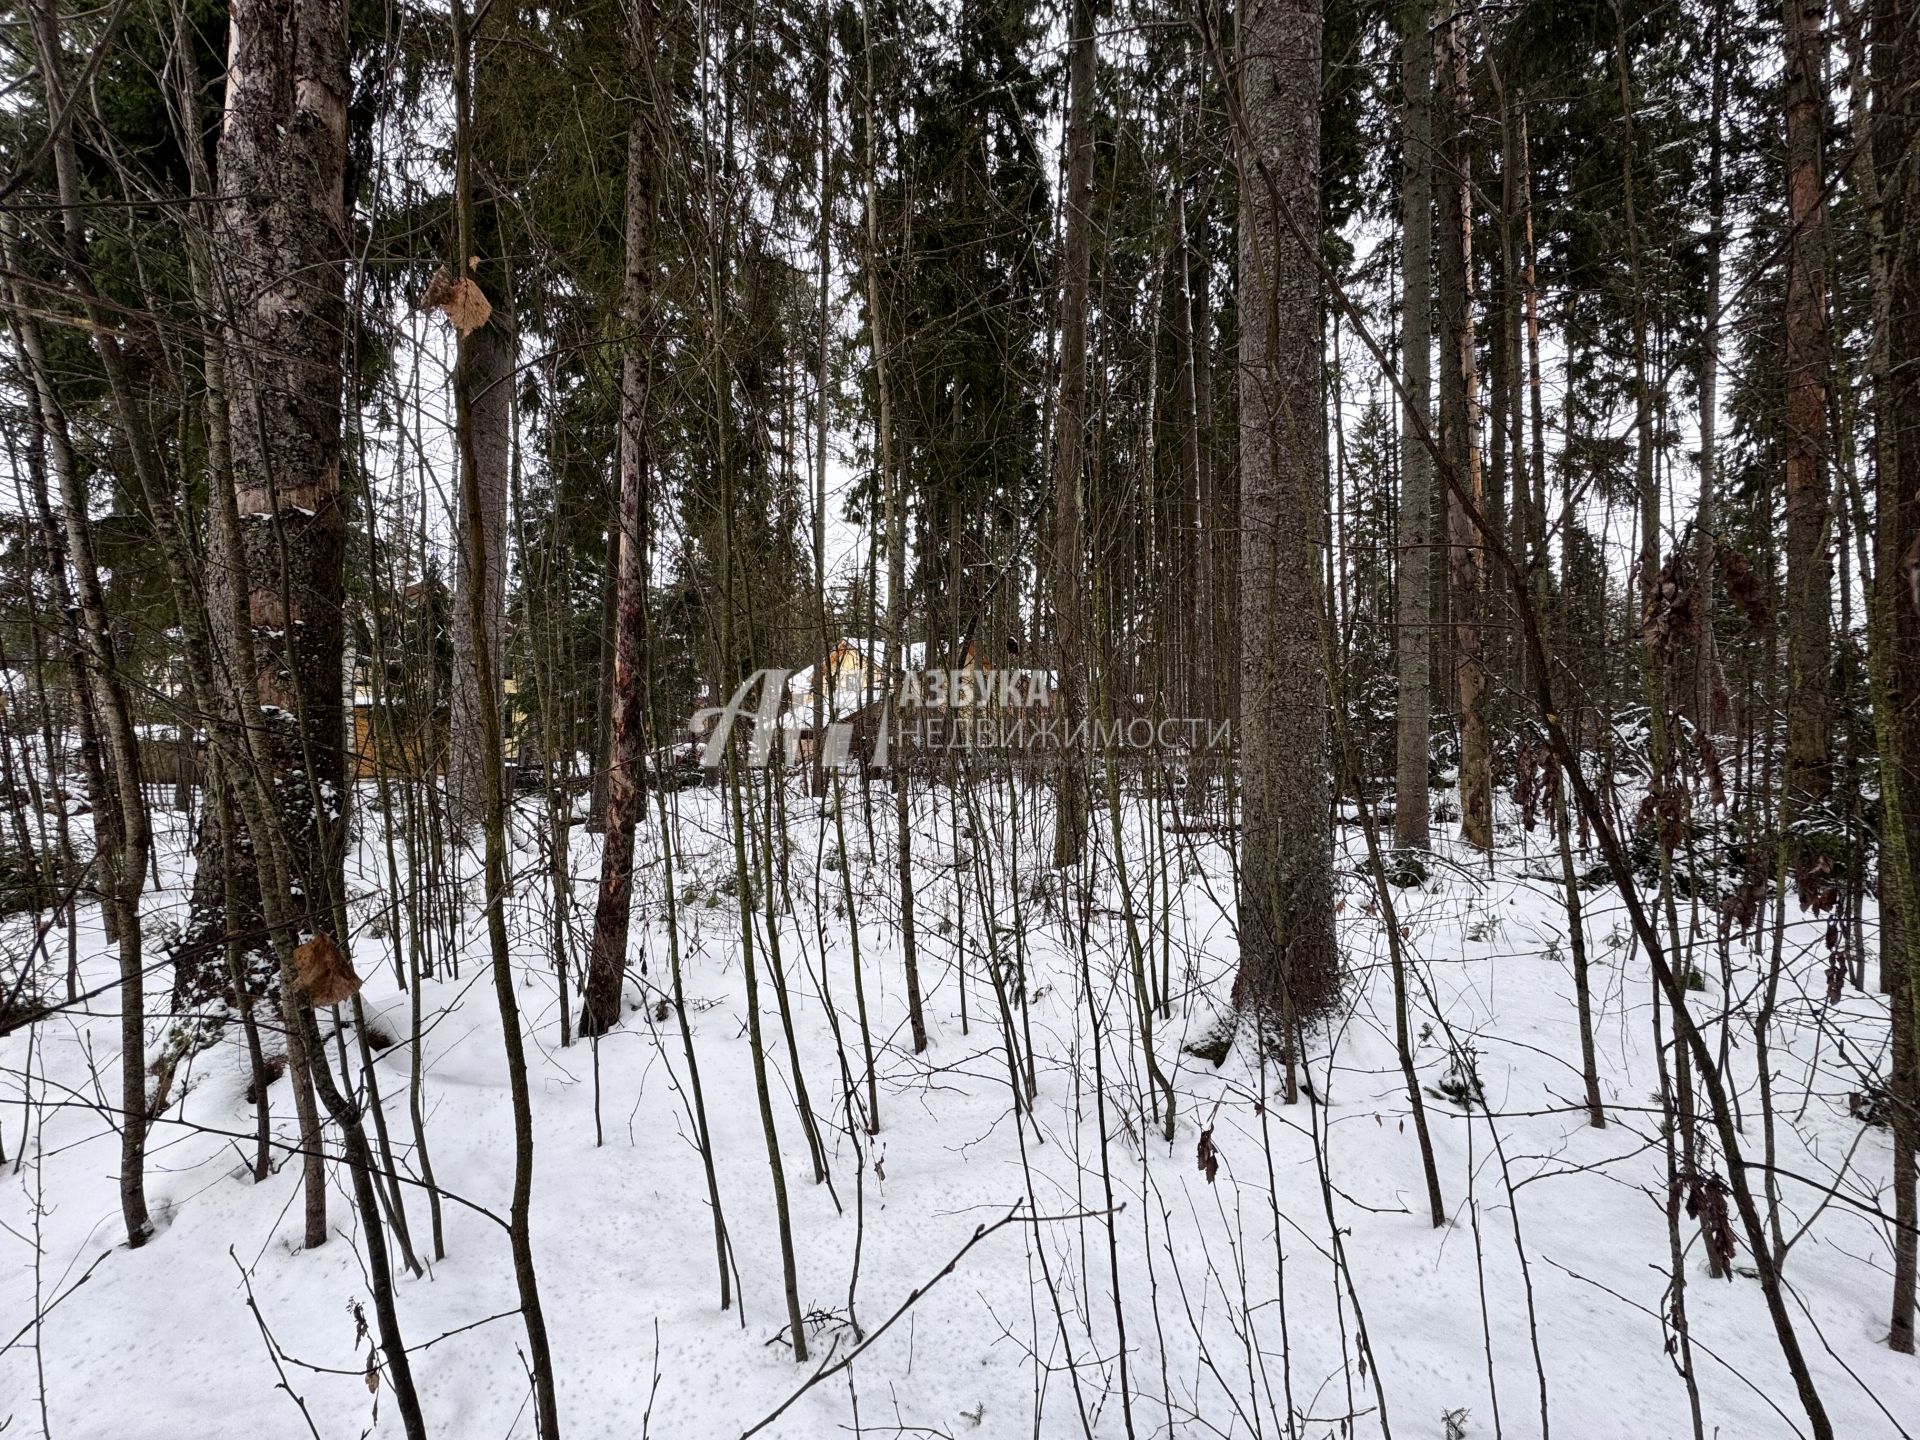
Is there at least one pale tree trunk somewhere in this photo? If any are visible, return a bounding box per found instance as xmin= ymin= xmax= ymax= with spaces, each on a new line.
xmin=1783 ymin=0 xmax=1835 ymax=809
xmin=217 ymin=0 xmax=352 ymax=937
xmin=450 ymin=320 xmax=513 ymax=829
xmin=1394 ymin=0 xmax=1434 ymax=851
xmin=1869 ymin=0 xmax=1919 ymax=1351
xmin=1496 ymin=69 xmax=1525 ymax=707
xmin=164 ymin=0 xmax=273 ymax=1056
xmin=216 ymin=0 xmax=356 ymax=1258
xmin=1049 ymin=0 xmax=1094 ymax=868
xmin=1233 ymin=0 xmax=1340 ymax=1025
xmin=587 ymin=522 xmax=619 ymax=830
xmin=1437 ymin=14 xmax=1491 ymax=852
xmin=1520 ymin=112 xmax=1548 ymax=587
xmin=811 ymin=21 xmax=832 ymax=801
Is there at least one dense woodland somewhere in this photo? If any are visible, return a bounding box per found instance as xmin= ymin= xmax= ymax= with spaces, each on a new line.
xmin=1 ymin=0 xmax=1918 ymax=1434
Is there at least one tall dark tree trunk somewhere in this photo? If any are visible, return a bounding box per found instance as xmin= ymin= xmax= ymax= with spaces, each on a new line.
xmin=580 ymin=0 xmax=657 ymax=1039
xmin=1233 ymin=0 xmax=1339 ymax=1024
xmin=1783 ymin=0 xmax=1835 ymax=809
xmin=1695 ymin=0 xmax=1728 ymax=732
xmin=1394 ymin=0 xmax=1434 ymax=851
xmin=1869 ymin=0 xmax=1920 ymax=1351
xmin=862 ymin=9 xmax=928 ymax=1053
xmin=1049 ymin=0 xmax=1094 ymax=868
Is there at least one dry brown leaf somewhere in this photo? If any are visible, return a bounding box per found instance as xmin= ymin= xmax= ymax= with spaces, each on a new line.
xmin=440 ymin=277 xmax=491 ymax=335
xmin=419 ymin=265 xmax=458 ymax=310
xmin=292 ymin=932 xmax=362 ymax=1006
xmin=418 ymin=265 xmax=492 ymax=336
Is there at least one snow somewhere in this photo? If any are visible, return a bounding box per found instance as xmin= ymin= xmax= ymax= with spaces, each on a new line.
xmin=1 ymin=777 xmax=1914 ymax=1439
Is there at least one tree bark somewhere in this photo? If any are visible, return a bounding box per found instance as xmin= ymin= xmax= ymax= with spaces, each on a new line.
xmin=1437 ymin=14 xmax=1491 ymax=851
xmin=1869 ymin=0 xmax=1920 ymax=1350
xmin=217 ymin=0 xmax=353 ymax=935
xmin=450 ymin=320 xmax=513 ymax=829
xmin=1233 ymin=0 xmax=1340 ymax=1024
xmin=216 ymin=0 xmax=357 ymax=1256
xmin=1049 ymin=0 xmax=1094 ymax=868
xmin=862 ymin=6 xmax=928 ymax=1052
xmin=1394 ymin=0 xmax=1434 ymax=851
xmin=1783 ymin=0 xmax=1835 ymax=809
xmin=580 ymin=0 xmax=657 ymax=1039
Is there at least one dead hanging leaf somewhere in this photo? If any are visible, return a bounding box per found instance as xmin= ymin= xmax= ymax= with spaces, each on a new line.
xmin=364 ymin=1350 xmax=381 ymax=1393
xmin=1640 ymin=546 xmax=1700 ymax=656
xmin=1717 ymin=544 xmax=1772 ymax=630
xmin=418 ymin=265 xmax=457 ymax=309
xmin=292 ymin=933 xmax=362 ymax=1006
xmin=1635 ymin=783 xmax=1691 ymax=854
xmin=1683 ymin=1172 xmax=1738 ymax=1278
xmin=1197 ymin=1126 xmax=1219 ymax=1184
xmin=1716 ymin=850 xmax=1769 ymax=940
xmin=1697 ymin=731 xmax=1727 ymax=809
xmin=418 ymin=264 xmax=492 ymax=336
xmin=1794 ymin=848 xmax=1839 ymax=916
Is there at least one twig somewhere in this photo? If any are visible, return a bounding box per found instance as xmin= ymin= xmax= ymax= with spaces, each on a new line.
xmin=739 ymin=1201 xmax=1115 ymax=1439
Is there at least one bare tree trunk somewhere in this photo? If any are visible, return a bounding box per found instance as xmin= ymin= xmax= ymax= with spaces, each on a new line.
xmin=216 ymin=0 xmax=357 ymax=1257
xmin=450 ymin=0 xmax=562 ymax=1425
xmin=1437 ymin=14 xmax=1491 ymax=851
xmin=1783 ymin=0 xmax=1835 ymax=809
xmin=1233 ymin=0 xmax=1339 ymax=1024
xmin=450 ymin=320 xmax=513 ymax=829
xmin=1694 ymin=0 xmax=1728 ymax=732
xmin=1520 ymin=112 xmax=1547 ymax=588
xmin=1394 ymin=0 xmax=1434 ymax=851
xmin=812 ymin=21 xmax=833 ymax=801
xmin=581 ymin=0 xmax=657 ymax=1038
xmin=2 ymin=242 xmax=152 ymax=1248
xmin=587 ymin=521 xmax=618 ymax=831
xmin=862 ymin=4 xmax=928 ymax=1052
xmin=19 ymin=0 xmax=163 ymax=1250
xmin=218 ymin=0 xmax=354 ymax=926
xmin=1049 ymin=0 xmax=1094 ymax=868
xmin=1869 ymin=0 xmax=1920 ymax=1350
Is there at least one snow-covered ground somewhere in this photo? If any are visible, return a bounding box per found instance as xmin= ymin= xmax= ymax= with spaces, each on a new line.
xmin=1 ymin=773 xmax=1914 ymax=1438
